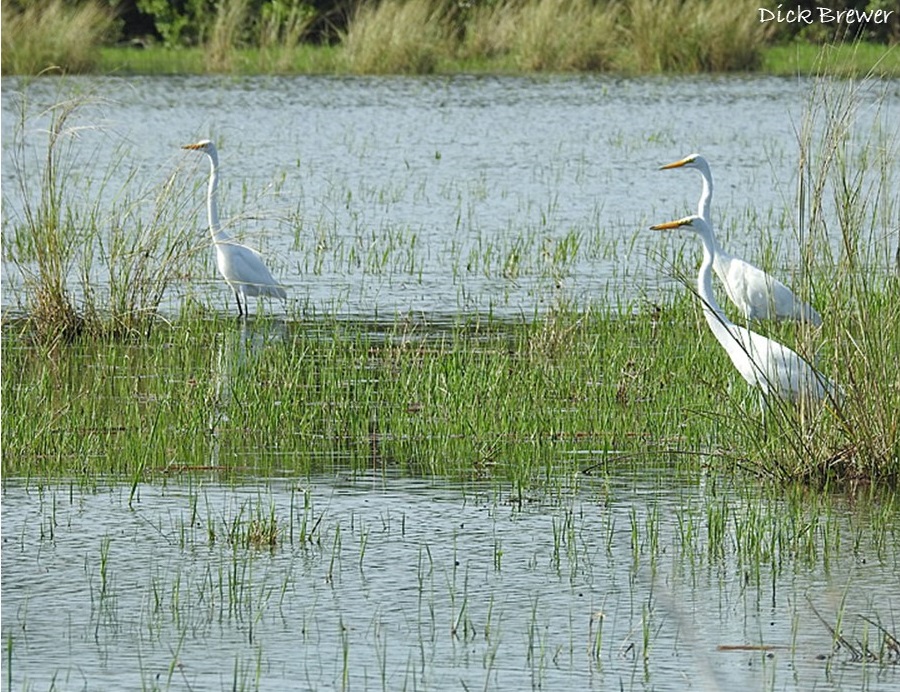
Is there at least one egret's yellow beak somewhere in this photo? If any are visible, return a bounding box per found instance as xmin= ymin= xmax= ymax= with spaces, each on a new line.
xmin=649 ymin=218 xmax=692 ymax=231
xmin=182 ymin=142 xmax=204 ymax=150
xmin=659 ymin=156 xmax=692 ymax=171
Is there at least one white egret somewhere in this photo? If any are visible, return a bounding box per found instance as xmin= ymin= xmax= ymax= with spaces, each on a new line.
xmin=650 ymin=215 xmax=838 ymax=405
xmin=660 ymin=154 xmax=822 ymax=326
xmin=183 ymin=140 xmax=287 ymax=317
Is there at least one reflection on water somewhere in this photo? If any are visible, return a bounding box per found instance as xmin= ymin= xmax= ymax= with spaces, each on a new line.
xmin=209 ymin=318 xmax=290 ymax=468
xmin=2 ymin=472 xmax=897 ymax=691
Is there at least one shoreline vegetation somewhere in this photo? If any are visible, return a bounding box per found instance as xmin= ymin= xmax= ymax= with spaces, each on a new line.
xmin=2 ymin=0 xmax=899 ymax=78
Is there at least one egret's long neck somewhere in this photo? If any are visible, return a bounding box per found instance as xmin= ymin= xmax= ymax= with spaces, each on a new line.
xmin=695 ymin=162 xmax=713 ymax=228
xmin=694 ymin=162 xmax=723 ymax=257
xmin=694 ymin=223 xmax=734 ymax=340
xmin=205 ymin=151 xmax=229 ymax=243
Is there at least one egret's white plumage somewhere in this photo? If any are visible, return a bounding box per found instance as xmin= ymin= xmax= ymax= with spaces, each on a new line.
xmin=650 ymin=215 xmax=837 ymax=404
xmin=660 ymin=154 xmax=822 ymax=326
xmin=183 ymin=140 xmax=287 ymax=316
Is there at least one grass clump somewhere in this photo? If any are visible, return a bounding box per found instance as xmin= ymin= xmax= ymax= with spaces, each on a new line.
xmin=797 ymin=80 xmax=900 ymax=487
xmin=205 ymin=0 xmax=252 ymax=73
xmin=462 ymin=0 xmax=620 ymax=71
xmin=623 ymin=0 xmax=768 ymax=72
xmin=5 ymin=93 xmax=86 ymax=342
xmin=257 ymin=0 xmax=318 ymax=72
xmin=724 ymin=75 xmax=900 ymax=488
xmin=98 ymin=0 xmax=321 ymax=75
xmin=200 ymin=0 xmax=319 ymax=73
xmin=3 ymin=85 xmax=201 ymax=342
xmin=225 ymin=501 xmax=280 ymax=550
xmin=340 ymin=0 xmax=455 ymax=74
xmin=1 ymin=0 xmax=118 ymax=75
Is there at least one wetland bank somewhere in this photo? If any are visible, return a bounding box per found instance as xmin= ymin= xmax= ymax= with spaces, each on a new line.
xmin=2 ymin=72 xmax=900 ymax=689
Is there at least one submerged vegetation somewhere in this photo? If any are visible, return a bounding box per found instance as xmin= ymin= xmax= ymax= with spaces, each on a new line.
xmin=2 ymin=0 xmax=898 ymax=77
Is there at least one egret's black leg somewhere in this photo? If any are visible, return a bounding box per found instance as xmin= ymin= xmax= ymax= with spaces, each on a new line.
xmin=233 ymin=289 xmax=244 ymax=318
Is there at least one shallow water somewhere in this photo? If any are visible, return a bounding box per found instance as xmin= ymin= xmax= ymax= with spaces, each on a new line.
xmin=2 ymin=473 xmax=898 ymax=691
xmin=2 ymin=74 xmax=898 ymax=318
xmin=3 ymin=74 xmax=899 ymax=691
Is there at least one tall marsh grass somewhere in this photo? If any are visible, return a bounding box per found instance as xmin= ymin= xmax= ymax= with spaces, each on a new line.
xmin=340 ymin=0 xmax=455 ymax=74
xmin=1 ymin=0 xmax=118 ymax=75
xmin=340 ymin=0 xmax=768 ymax=74
xmin=624 ymin=0 xmax=767 ymax=72
xmin=734 ymin=73 xmax=900 ymax=486
xmin=461 ymin=0 xmax=620 ymax=72
xmin=3 ymin=87 xmax=201 ymax=341
xmin=2 ymin=0 xmax=887 ymax=78
xmin=201 ymin=0 xmax=321 ymax=73
xmin=205 ymin=0 xmax=251 ymax=72
xmin=4 ymin=91 xmax=101 ymax=341
xmin=258 ymin=0 xmax=317 ymax=72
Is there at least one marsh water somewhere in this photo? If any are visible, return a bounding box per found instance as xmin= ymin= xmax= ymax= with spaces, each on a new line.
xmin=3 ymin=75 xmax=900 ymax=690
xmin=2 ymin=74 xmax=898 ymax=318
xmin=4 ymin=472 xmax=899 ymax=691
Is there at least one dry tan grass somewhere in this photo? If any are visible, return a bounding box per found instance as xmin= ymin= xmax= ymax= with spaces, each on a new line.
xmin=1 ymin=0 xmax=117 ymax=75
xmin=204 ymin=0 xmax=250 ymax=73
xmin=340 ymin=0 xmax=768 ymax=74
xmin=624 ymin=0 xmax=768 ymax=72
xmin=340 ymin=0 xmax=456 ymax=74
xmin=463 ymin=0 xmax=620 ymax=71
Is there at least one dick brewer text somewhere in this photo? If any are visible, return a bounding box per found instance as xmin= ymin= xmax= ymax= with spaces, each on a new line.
xmin=759 ymin=5 xmax=895 ymax=25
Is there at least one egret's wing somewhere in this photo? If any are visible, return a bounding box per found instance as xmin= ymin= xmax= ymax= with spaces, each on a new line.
xmin=218 ymin=242 xmax=285 ymax=297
